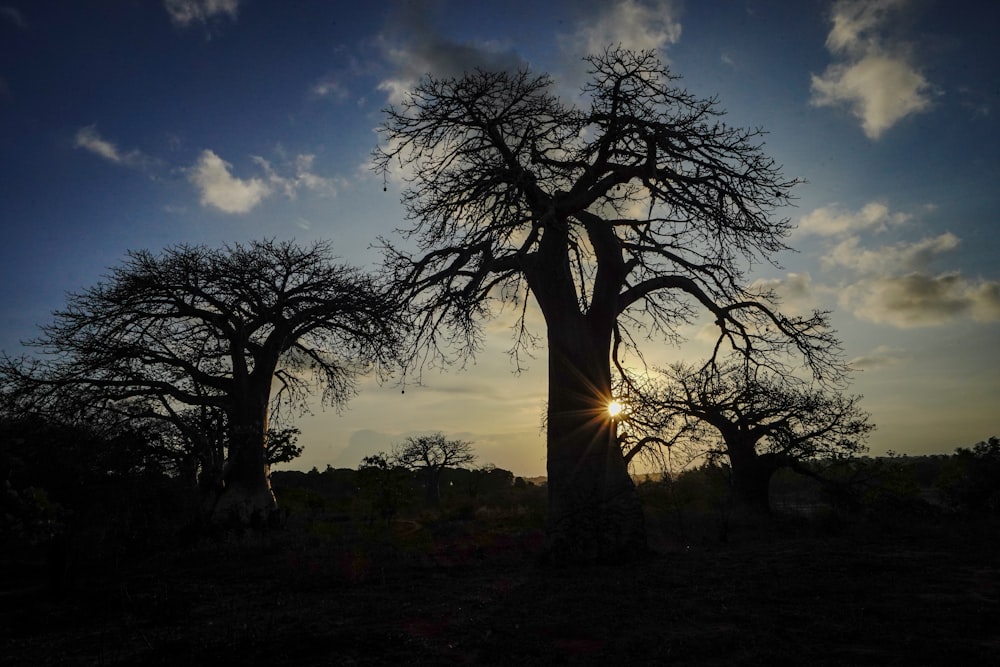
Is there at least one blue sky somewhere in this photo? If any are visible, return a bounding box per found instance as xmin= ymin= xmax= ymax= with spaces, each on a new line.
xmin=1 ymin=0 xmax=997 ymax=476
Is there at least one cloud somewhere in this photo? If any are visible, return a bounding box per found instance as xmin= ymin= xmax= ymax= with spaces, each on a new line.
xmin=848 ymin=345 xmax=908 ymax=370
xmin=1 ymin=6 xmax=27 ymax=30
xmin=801 ymin=200 xmax=999 ymax=328
xmin=810 ymin=0 xmax=934 ymax=139
xmin=74 ymin=125 xmax=154 ymax=170
xmin=310 ymin=78 xmax=350 ymax=102
xmin=164 ymin=0 xmax=240 ymax=27
xmin=750 ymin=272 xmax=818 ymax=315
xmin=825 ymin=232 xmax=960 ymax=275
xmin=796 ymin=201 xmax=910 ymax=237
xmin=565 ymin=0 xmax=682 ymax=58
xmin=252 ymin=153 xmax=339 ymax=198
xmin=188 ymin=149 xmax=271 ymax=214
xmin=377 ymin=5 xmax=527 ymax=105
xmin=841 ymin=272 xmax=1000 ymax=327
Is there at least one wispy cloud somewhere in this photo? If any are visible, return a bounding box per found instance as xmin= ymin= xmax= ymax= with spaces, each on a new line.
xmin=562 ymin=0 xmax=682 ymax=58
xmin=164 ymin=0 xmax=240 ymax=28
xmin=310 ymin=78 xmax=350 ymax=102
xmin=252 ymin=153 xmax=340 ymax=198
xmin=376 ymin=4 xmax=527 ymax=105
xmin=810 ymin=0 xmax=934 ymax=139
xmin=74 ymin=125 xmax=155 ymax=171
xmin=849 ymin=345 xmax=908 ymax=370
xmin=188 ymin=149 xmax=271 ymax=214
xmin=1 ymin=5 xmax=27 ymax=30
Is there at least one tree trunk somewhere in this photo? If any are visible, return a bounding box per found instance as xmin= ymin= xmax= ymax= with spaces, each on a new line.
xmin=726 ymin=441 xmax=776 ymax=515
xmin=543 ymin=325 xmax=647 ymax=563
xmin=210 ymin=396 xmax=277 ymax=523
xmin=425 ymin=468 xmax=442 ymax=507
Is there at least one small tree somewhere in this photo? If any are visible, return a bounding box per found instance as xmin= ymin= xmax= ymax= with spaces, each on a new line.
xmin=633 ymin=360 xmax=873 ymax=513
xmin=391 ymin=433 xmax=477 ymax=506
xmin=1 ymin=239 xmax=402 ymax=522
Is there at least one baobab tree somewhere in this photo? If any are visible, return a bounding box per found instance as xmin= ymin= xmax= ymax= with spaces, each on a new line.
xmin=391 ymin=432 xmax=477 ymax=506
xmin=1 ymin=239 xmax=401 ymax=521
xmin=374 ymin=48 xmax=843 ymax=562
xmin=635 ymin=361 xmax=873 ymax=513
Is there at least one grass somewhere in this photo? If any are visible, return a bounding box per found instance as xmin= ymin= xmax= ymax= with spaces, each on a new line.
xmin=2 ymin=499 xmax=998 ymax=665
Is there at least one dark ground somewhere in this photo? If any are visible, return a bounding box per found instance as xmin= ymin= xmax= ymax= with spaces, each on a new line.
xmin=2 ymin=511 xmax=998 ymax=666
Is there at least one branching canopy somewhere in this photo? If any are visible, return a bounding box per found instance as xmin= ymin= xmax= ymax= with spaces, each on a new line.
xmin=375 ymin=47 xmax=843 ymax=382
xmin=1 ymin=239 xmax=402 ymax=444
xmin=623 ymin=360 xmax=874 ymax=470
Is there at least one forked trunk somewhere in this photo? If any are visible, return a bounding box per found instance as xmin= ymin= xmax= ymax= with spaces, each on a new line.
xmin=543 ymin=326 xmax=647 ymax=563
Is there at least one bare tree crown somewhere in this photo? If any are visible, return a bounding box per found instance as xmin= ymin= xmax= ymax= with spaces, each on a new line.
xmin=375 ymin=47 xmax=843 ymax=384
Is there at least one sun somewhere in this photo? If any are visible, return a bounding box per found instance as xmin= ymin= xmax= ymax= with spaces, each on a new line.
xmin=608 ymin=399 xmax=626 ymax=418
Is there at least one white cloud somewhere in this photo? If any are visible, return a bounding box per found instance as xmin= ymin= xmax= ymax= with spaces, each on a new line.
xmin=825 ymin=232 xmax=960 ymax=274
xmin=567 ymin=0 xmax=682 ymax=58
xmin=188 ymin=149 xmax=271 ymax=214
xmin=74 ymin=125 xmax=153 ymax=170
xmin=810 ymin=0 xmax=934 ymax=139
xmin=811 ymin=54 xmax=932 ymax=139
xmin=796 ymin=201 xmax=909 ymax=237
xmin=841 ymin=272 xmax=1000 ymax=328
xmin=164 ymin=0 xmax=240 ymax=27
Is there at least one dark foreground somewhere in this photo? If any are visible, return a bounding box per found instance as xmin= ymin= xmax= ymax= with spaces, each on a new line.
xmin=3 ymin=514 xmax=998 ymax=666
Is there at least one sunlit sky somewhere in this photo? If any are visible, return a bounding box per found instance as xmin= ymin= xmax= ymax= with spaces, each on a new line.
xmin=1 ymin=1 xmax=997 ymax=476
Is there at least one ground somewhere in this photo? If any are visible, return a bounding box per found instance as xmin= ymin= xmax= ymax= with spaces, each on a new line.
xmin=2 ymin=507 xmax=998 ymax=665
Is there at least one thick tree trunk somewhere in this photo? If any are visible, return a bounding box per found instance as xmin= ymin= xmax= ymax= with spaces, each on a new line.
xmin=210 ymin=397 xmax=277 ymax=524
xmin=726 ymin=442 xmax=776 ymax=515
xmin=543 ymin=326 xmax=647 ymax=563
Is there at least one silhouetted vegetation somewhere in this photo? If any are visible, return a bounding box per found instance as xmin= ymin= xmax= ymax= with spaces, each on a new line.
xmin=1 ymin=239 xmax=403 ymax=523
xmin=621 ymin=359 xmax=874 ymax=514
xmin=2 ymin=427 xmax=998 ymax=665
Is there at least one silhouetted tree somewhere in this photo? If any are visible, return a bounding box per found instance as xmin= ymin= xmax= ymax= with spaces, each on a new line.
xmin=632 ymin=361 xmax=873 ymax=513
xmin=937 ymin=436 xmax=1000 ymax=514
xmin=1 ymin=240 xmax=401 ymax=522
xmin=391 ymin=433 xmax=477 ymax=506
xmin=357 ymin=453 xmax=411 ymax=524
xmin=374 ymin=48 xmax=842 ymax=561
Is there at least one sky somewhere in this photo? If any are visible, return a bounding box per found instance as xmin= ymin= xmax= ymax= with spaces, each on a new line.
xmin=1 ymin=0 xmax=997 ymax=477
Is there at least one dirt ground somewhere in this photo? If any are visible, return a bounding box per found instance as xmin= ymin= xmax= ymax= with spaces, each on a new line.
xmin=2 ymin=514 xmax=998 ymax=666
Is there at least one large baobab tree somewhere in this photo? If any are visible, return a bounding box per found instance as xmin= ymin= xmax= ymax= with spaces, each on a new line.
xmin=635 ymin=361 xmax=873 ymax=513
xmin=374 ymin=48 xmax=842 ymax=562
xmin=1 ymin=239 xmax=401 ymax=521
